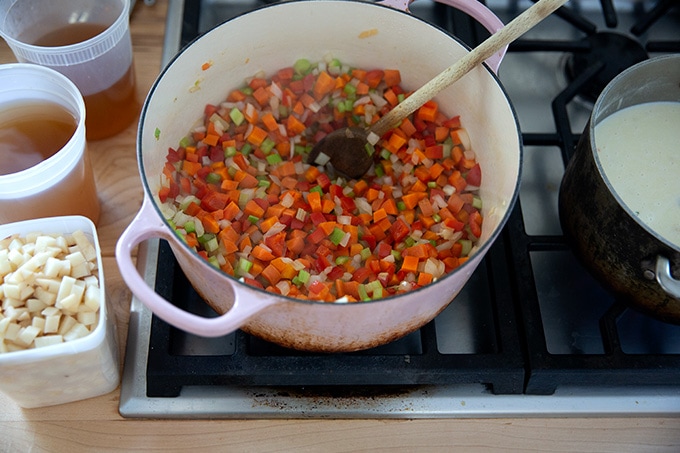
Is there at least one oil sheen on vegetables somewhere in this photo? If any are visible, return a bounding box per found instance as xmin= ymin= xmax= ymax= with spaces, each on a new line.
xmin=595 ymin=101 xmax=680 ymax=248
xmin=158 ymin=59 xmax=484 ymax=302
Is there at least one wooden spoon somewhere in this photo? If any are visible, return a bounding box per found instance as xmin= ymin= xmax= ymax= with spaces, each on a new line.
xmin=307 ymin=0 xmax=569 ymax=179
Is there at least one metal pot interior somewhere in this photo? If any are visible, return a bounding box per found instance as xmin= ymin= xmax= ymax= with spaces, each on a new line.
xmin=588 ymin=54 xmax=680 ymax=250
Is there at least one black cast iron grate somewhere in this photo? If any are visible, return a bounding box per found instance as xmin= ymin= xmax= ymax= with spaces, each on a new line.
xmin=142 ymin=0 xmax=680 ymax=399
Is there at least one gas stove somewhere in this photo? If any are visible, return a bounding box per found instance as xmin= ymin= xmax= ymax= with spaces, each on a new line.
xmin=119 ymin=0 xmax=680 ymax=418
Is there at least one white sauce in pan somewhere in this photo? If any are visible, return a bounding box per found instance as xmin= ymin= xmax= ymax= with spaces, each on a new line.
xmin=594 ymin=101 xmax=680 ymax=248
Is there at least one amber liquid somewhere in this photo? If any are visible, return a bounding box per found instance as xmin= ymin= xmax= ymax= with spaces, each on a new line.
xmin=0 ymin=101 xmax=77 ymax=175
xmin=32 ymin=23 xmax=140 ymax=140
xmin=0 ymin=100 xmax=100 ymax=224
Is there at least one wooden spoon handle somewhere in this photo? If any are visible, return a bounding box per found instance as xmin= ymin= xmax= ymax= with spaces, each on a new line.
xmin=369 ymin=0 xmax=569 ymax=137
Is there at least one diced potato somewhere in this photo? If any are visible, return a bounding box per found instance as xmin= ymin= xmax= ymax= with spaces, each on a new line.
xmin=0 ymin=317 xmax=9 ymax=334
xmin=34 ymin=287 xmax=57 ymax=306
xmin=4 ymin=322 xmax=20 ymax=341
xmin=43 ymin=314 xmax=61 ymax=333
xmin=57 ymin=293 xmax=80 ymax=314
xmin=34 ymin=235 xmax=58 ymax=252
xmin=43 ymin=256 xmax=70 ymax=278
xmin=76 ymin=311 xmax=97 ymax=326
xmin=63 ymin=322 xmax=89 ymax=341
xmin=41 ymin=306 xmax=60 ymax=317
xmin=83 ymin=284 xmax=101 ymax=312
xmin=0 ymin=230 xmax=101 ymax=353
xmin=31 ymin=315 xmax=46 ymax=331
xmin=35 ymin=277 xmax=61 ymax=294
xmin=18 ymin=325 xmax=41 ymax=346
xmin=34 ymin=335 xmax=63 ymax=348
xmin=73 ymin=230 xmax=97 ymax=262
xmin=26 ymin=298 xmax=47 ymax=313
xmin=0 ymin=250 xmax=12 ymax=277
xmin=58 ymin=315 xmax=77 ymax=336
xmin=55 ymin=275 xmax=76 ymax=304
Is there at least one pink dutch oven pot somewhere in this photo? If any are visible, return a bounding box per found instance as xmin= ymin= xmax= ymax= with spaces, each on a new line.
xmin=116 ymin=0 xmax=521 ymax=352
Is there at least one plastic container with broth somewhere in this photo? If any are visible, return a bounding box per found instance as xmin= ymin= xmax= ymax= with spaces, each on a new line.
xmin=0 ymin=64 xmax=100 ymax=225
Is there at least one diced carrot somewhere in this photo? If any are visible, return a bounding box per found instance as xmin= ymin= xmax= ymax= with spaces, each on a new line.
xmin=401 ymin=255 xmax=419 ymax=273
xmin=261 ymin=264 xmax=281 ymax=285
xmin=261 ymin=112 xmax=279 ymax=131
xmin=313 ymin=70 xmax=336 ymax=99
xmin=417 ymin=272 xmax=433 ymax=286
xmin=246 ymin=126 xmax=268 ymax=146
xmin=383 ymin=69 xmax=401 ymax=87
xmin=286 ymin=115 xmax=306 ymax=136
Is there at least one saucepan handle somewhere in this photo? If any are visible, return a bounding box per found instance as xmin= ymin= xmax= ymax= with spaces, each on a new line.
xmin=377 ymin=0 xmax=506 ymax=73
xmin=115 ymin=195 xmax=279 ymax=337
xmin=656 ymin=255 xmax=680 ymax=299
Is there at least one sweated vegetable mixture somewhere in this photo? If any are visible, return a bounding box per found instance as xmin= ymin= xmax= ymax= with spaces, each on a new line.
xmin=157 ymin=58 xmax=483 ymax=302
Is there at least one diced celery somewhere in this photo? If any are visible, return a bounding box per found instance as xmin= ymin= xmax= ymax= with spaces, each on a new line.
xmin=294 ymin=58 xmax=312 ymax=75
xmin=266 ymin=153 xmax=282 ymax=165
xmin=374 ymin=164 xmax=384 ymax=178
xmin=240 ymin=143 xmax=253 ymax=155
xmin=224 ymin=146 xmax=237 ymax=157
xmin=261 ymin=137 xmax=276 ymax=154
xmin=391 ymin=249 xmax=402 ymax=261
xmin=335 ymin=255 xmax=351 ymax=265
xmin=237 ymin=257 xmax=253 ymax=275
xmin=472 ymin=196 xmax=483 ymax=210
xmin=297 ymin=269 xmax=310 ymax=284
xmin=357 ymin=284 xmax=369 ymax=301
xmin=204 ymin=236 xmax=219 ymax=253
xmin=241 ymin=87 xmax=253 ymax=96
xmin=184 ymin=221 xmax=196 ymax=234
xmin=197 ymin=233 xmax=215 ymax=245
xmin=206 ymin=172 xmax=221 ymax=184
xmin=229 ymin=107 xmax=245 ymax=126
xmin=329 ymin=227 xmax=346 ymax=246
xmin=247 ymin=214 xmax=259 ymax=224
xmin=179 ymin=136 xmax=191 ymax=148
xmin=458 ymin=239 xmax=472 ymax=256
xmin=366 ymin=280 xmax=383 ymax=299
xmin=360 ymin=247 xmax=371 ymax=261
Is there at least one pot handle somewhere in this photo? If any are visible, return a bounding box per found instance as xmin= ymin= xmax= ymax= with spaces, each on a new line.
xmin=655 ymin=255 xmax=680 ymax=299
xmin=115 ymin=196 xmax=280 ymax=337
xmin=377 ymin=0 xmax=506 ymax=73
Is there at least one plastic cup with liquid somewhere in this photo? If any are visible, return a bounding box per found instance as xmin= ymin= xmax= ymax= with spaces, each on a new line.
xmin=0 ymin=0 xmax=139 ymax=140
xmin=0 ymin=63 xmax=100 ymax=224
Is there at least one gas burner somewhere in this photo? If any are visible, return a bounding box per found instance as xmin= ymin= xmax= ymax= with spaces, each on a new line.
xmin=564 ymin=31 xmax=648 ymax=103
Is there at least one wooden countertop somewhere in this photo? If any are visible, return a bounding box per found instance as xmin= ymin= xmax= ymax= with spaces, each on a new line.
xmin=1 ymin=1 xmax=679 ymax=451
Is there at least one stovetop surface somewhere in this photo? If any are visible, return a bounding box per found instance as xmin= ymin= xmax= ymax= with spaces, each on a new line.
xmin=120 ymin=0 xmax=680 ymax=418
